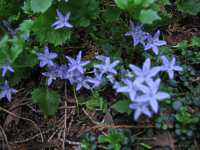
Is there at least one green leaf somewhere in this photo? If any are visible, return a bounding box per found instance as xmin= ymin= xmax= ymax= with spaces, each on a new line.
xmin=139 ymin=9 xmax=161 ymax=24
xmin=174 ymin=40 xmax=189 ymax=49
xmin=140 ymin=0 xmax=155 ymax=7
xmin=191 ymin=36 xmax=200 ymax=47
xmin=18 ymin=19 xmax=34 ymax=40
xmin=14 ymin=52 xmax=38 ymax=68
xmin=103 ymin=7 xmax=121 ymax=22
xmin=114 ymin=0 xmax=129 ymax=10
xmin=98 ymin=129 xmax=124 ymax=150
xmin=9 ymin=37 xmax=25 ymax=62
xmin=81 ymin=92 xmax=107 ymax=112
xmin=111 ymin=100 xmax=131 ymax=114
xmin=60 ymin=0 xmax=100 ymax=27
xmin=32 ymin=7 xmax=71 ymax=46
xmin=30 ymin=0 xmax=53 ymax=13
xmin=32 ymin=88 xmax=60 ymax=116
xmin=0 ymin=35 xmax=9 ymax=64
xmin=160 ymin=0 xmax=170 ymax=5
xmin=0 ymin=0 xmax=22 ymax=17
xmin=177 ymin=0 xmax=200 ymax=15
xmin=19 ymin=19 xmax=34 ymax=33
xmin=22 ymin=0 xmax=32 ymax=14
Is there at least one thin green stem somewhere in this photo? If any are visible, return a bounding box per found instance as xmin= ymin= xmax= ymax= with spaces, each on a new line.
xmin=73 ymin=87 xmax=80 ymax=115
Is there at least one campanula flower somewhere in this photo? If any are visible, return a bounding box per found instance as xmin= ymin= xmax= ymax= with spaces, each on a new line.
xmin=125 ymin=20 xmax=149 ymax=46
xmin=0 ymin=62 xmax=14 ymax=77
xmin=66 ymin=70 xmax=82 ymax=85
xmin=144 ymin=30 xmax=167 ymax=55
xmin=37 ymin=46 xmax=58 ymax=67
xmin=57 ymin=64 xmax=69 ymax=79
xmin=52 ymin=9 xmax=73 ymax=30
xmin=136 ymin=79 xmax=170 ymax=113
xmin=116 ymin=78 xmax=149 ymax=101
xmin=66 ymin=51 xmax=90 ymax=74
xmin=95 ymin=55 xmax=120 ymax=75
xmin=129 ymin=58 xmax=161 ymax=84
xmin=129 ymin=102 xmax=152 ymax=120
xmin=42 ymin=65 xmax=60 ymax=86
xmin=87 ymin=70 xmax=103 ymax=88
xmin=161 ymin=56 xmax=183 ymax=79
xmin=0 ymin=81 xmax=17 ymax=102
xmin=75 ymin=75 xmax=91 ymax=91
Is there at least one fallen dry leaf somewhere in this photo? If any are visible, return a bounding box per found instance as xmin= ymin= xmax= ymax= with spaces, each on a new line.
xmin=102 ymin=110 xmax=114 ymax=125
xmin=3 ymin=98 xmax=23 ymax=129
xmin=150 ymin=132 xmax=176 ymax=150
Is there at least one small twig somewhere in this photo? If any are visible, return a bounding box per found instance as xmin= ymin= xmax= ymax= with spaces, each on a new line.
xmin=73 ymin=87 xmax=80 ymax=115
xmin=10 ymin=130 xmax=51 ymax=144
xmin=136 ymin=137 xmax=156 ymax=141
xmin=87 ymin=124 xmax=154 ymax=132
xmin=60 ymin=138 xmax=81 ymax=146
xmin=0 ymin=124 xmax=11 ymax=150
xmin=67 ymin=110 xmax=75 ymax=134
xmin=62 ymin=101 xmax=67 ymax=150
xmin=48 ymin=128 xmax=61 ymax=142
xmin=59 ymin=106 xmax=76 ymax=110
xmin=0 ymin=106 xmax=44 ymax=143
xmin=82 ymin=108 xmax=101 ymax=125
xmin=62 ymin=82 xmax=68 ymax=150
xmin=9 ymin=101 xmax=31 ymax=112
xmin=27 ymin=104 xmax=42 ymax=113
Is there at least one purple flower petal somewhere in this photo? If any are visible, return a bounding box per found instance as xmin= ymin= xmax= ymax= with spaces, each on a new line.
xmin=155 ymin=92 xmax=170 ymax=100
xmin=129 ymin=64 xmax=142 ymax=76
xmin=150 ymin=98 xmax=159 ymax=113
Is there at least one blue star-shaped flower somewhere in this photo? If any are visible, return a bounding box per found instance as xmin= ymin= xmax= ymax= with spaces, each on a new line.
xmin=52 ymin=9 xmax=73 ymax=30
xmin=87 ymin=70 xmax=103 ymax=88
xmin=37 ymin=46 xmax=58 ymax=67
xmin=75 ymin=75 xmax=91 ymax=91
xmin=129 ymin=102 xmax=152 ymax=121
xmin=94 ymin=55 xmax=120 ymax=75
xmin=161 ymin=56 xmax=183 ymax=79
xmin=57 ymin=64 xmax=69 ymax=79
xmin=66 ymin=51 xmax=90 ymax=74
xmin=42 ymin=65 xmax=60 ymax=86
xmin=116 ymin=78 xmax=148 ymax=101
xmin=136 ymin=78 xmax=170 ymax=113
xmin=144 ymin=30 xmax=167 ymax=55
xmin=129 ymin=58 xmax=161 ymax=84
xmin=0 ymin=81 xmax=17 ymax=102
xmin=125 ymin=20 xmax=149 ymax=46
xmin=0 ymin=62 xmax=14 ymax=77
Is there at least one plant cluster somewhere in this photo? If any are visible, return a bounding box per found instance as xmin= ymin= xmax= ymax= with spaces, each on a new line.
xmin=0 ymin=0 xmax=200 ymax=149
xmin=0 ymin=0 xmax=189 ymax=121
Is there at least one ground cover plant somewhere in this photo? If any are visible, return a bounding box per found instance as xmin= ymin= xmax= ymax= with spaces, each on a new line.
xmin=0 ymin=0 xmax=200 ymax=149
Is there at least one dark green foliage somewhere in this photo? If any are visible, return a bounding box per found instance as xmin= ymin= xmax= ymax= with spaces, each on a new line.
xmin=32 ymin=0 xmax=100 ymax=46
xmin=30 ymin=0 xmax=53 ymax=13
xmin=175 ymin=107 xmax=199 ymax=139
xmin=0 ymin=0 xmax=23 ymax=18
xmin=0 ymin=0 xmax=200 ymax=149
xmin=81 ymin=91 xmax=108 ymax=112
xmin=111 ymin=99 xmax=132 ymax=114
xmin=81 ymin=133 xmax=97 ymax=150
xmin=31 ymin=88 xmax=60 ymax=116
xmin=177 ymin=0 xmax=200 ymax=15
xmin=114 ymin=0 xmax=165 ymax=24
xmin=32 ymin=7 xmax=72 ymax=46
xmin=98 ymin=128 xmax=135 ymax=150
xmin=81 ymin=129 xmax=135 ymax=150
